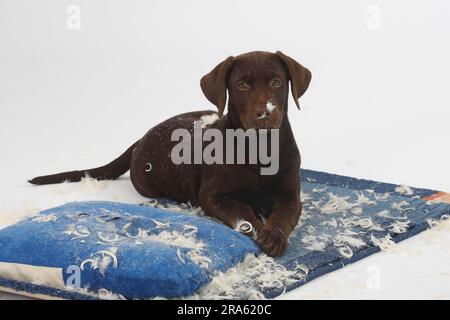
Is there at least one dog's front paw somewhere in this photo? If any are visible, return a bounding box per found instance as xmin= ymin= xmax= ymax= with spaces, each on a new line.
xmin=256 ymin=226 xmax=288 ymax=257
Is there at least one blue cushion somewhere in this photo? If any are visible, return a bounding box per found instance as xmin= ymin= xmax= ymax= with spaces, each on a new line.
xmin=0 ymin=201 xmax=260 ymax=299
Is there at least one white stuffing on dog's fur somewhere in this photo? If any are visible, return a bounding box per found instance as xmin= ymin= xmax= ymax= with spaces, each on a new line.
xmin=266 ymin=100 xmax=276 ymax=112
xmin=200 ymin=113 xmax=220 ymax=128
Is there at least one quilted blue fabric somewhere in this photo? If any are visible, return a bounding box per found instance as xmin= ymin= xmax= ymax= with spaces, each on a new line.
xmin=1 ymin=169 xmax=449 ymax=300
xmin=264 ymin=169 xmax=450 ymax=298
xmin=0 ymin=201 xmax=260 ymax=299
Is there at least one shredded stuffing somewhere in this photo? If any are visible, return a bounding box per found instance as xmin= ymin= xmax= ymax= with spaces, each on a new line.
xmin=186 ymin=250 xmax=212 ymax=269
xmin=300 ymin=191 xmax=312 ymax=201
xmin=63 ymin=224 xmax=90 ymax=239
xmin=299 ymin=208 xmax=310 ymax=222
xmin=427 ymin=214 xmax=450 ymax=231
xmin=293 ymin=262 xmax=309 ymax=277
xmin=355 ymin=192 xmax=376 ymax=205
xmin=338 ymin=245 xmax=353 ymax=259
xmin=145 ymin=230 xmax=205 ymax=250
xmin=80 ymin=175 xmax=109 ymax=192
xmin=376 ymin=210 xmax=392 ymax=218
xmin=256 ymin=112 xmax=268 ymax=120
xmin=177 ymin=248 xmax=185 ymax=264
xmin=266 ymin=100 xmax=276 ymax=112
xmin=374 ymin=192 xmax=390 ymax=201
xmin=152 ymin=219 xmax=170 ymax=229
xmin=98 ymin=232 xmax=120 ymax=243
xmin=423 ymin=215 xmax=450 ymax=244
xmin=125 ymin=227 xmax=145 ymax=239
xmin=370 ymin=233 xmax=395 ymax=251
xmin=182 ymin=224 xmax=198 ymax=236
xmin=301 ymin=234 xmax=329 ymax=251
xmin=321 ymin=218 xmax=338 ymax=228
xmin=391 ymin=200 xmax=410 ymax=210
xmin=350 ymin=207 xmax=363 ymax=215
xmin=97 ymin=288 xmax=126 ymax=300
xmin=80 ymin=258 xmax=98 ymax=271
xmin=200 ymin=113 xmax=219 ymax=128
xmin=395 ymin=185 xmax=414 ymax=195
xmin=339 ymin=216 xmax=382 ymax=231
xmin=186 ymin=254 xmax=307 ymax=300
xmin=66 ymin=286 xmax=126 ymax=300
xmin=31 ymin=214 xmax=58 ymax=223
xmin=96 ymin=247 xmax=119 ymax=272
xmin=388 ymin=219 xmax=410 ymax=234
xmin=118 ymin=220 xmax=206 ymax=249
xmin=356 ymin=217 xmax=383 ymax=230
xmin=312 ymin=186 xmax=327 ymax=193
xmin=321 ymin=193 xmax=356 ymax=214
xmin=305 ymin=225 xmax=316 ymax=234
xmin=376 ymin=209 xmax=408 ymax=220
xmin=143 ymin=199 xmax=204 ymax=216
xmin=80 ymin=247 xmax=118 ymax=275
xmin=19 ymin=182 xmax=442 ymax=300
xmin=121 ymin=220 xmax=206 ymax=250
xmin=334 ymin=233 xmax=366 ymax=248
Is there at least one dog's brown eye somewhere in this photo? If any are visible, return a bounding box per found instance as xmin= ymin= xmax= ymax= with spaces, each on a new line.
xmin=237 ymin=81 xmax=250 ymax=91
xmin=270 ymin=79 xmax=282 ymax=88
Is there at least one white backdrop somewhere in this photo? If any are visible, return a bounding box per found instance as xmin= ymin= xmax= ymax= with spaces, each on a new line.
xmin=1 ymin=1 xmax=450 ymax=299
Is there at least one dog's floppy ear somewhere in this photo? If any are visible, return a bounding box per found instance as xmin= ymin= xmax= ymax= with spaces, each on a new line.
xmin=200 ymin=56 xmax=235 ymax=116
xmin=275 ymin=51 xmax=312 ymax=110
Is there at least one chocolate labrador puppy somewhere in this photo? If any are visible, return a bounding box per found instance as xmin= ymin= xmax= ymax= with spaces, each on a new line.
xmin=29 ymin=51 xmax=311 ymax=256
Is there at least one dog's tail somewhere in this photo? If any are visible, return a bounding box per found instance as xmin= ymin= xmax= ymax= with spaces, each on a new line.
xmin=28 ymin=141 xmax=139 ymax=185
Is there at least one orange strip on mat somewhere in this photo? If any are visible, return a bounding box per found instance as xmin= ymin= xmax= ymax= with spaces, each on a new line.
xmin=423 ymin=192 xmax=450 ymax=204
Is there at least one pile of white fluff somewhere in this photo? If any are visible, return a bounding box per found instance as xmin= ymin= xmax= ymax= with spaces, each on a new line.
xmin=186 ymin=254 xmax=308 ymax=300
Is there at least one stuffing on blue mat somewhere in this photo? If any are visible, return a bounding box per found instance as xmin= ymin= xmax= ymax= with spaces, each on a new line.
xmin=0 ymin=169 xmax=449 ymax=300
xmin=0 ymin=201 xmax=261 ymax=299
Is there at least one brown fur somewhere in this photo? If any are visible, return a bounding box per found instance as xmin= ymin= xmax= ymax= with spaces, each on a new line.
xmin=29 ymin=51 xmax=311 ymax=256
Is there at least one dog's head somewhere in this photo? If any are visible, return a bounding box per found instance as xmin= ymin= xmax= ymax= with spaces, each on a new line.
xmin=200 ymin=51 xmax=311 ymax=129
